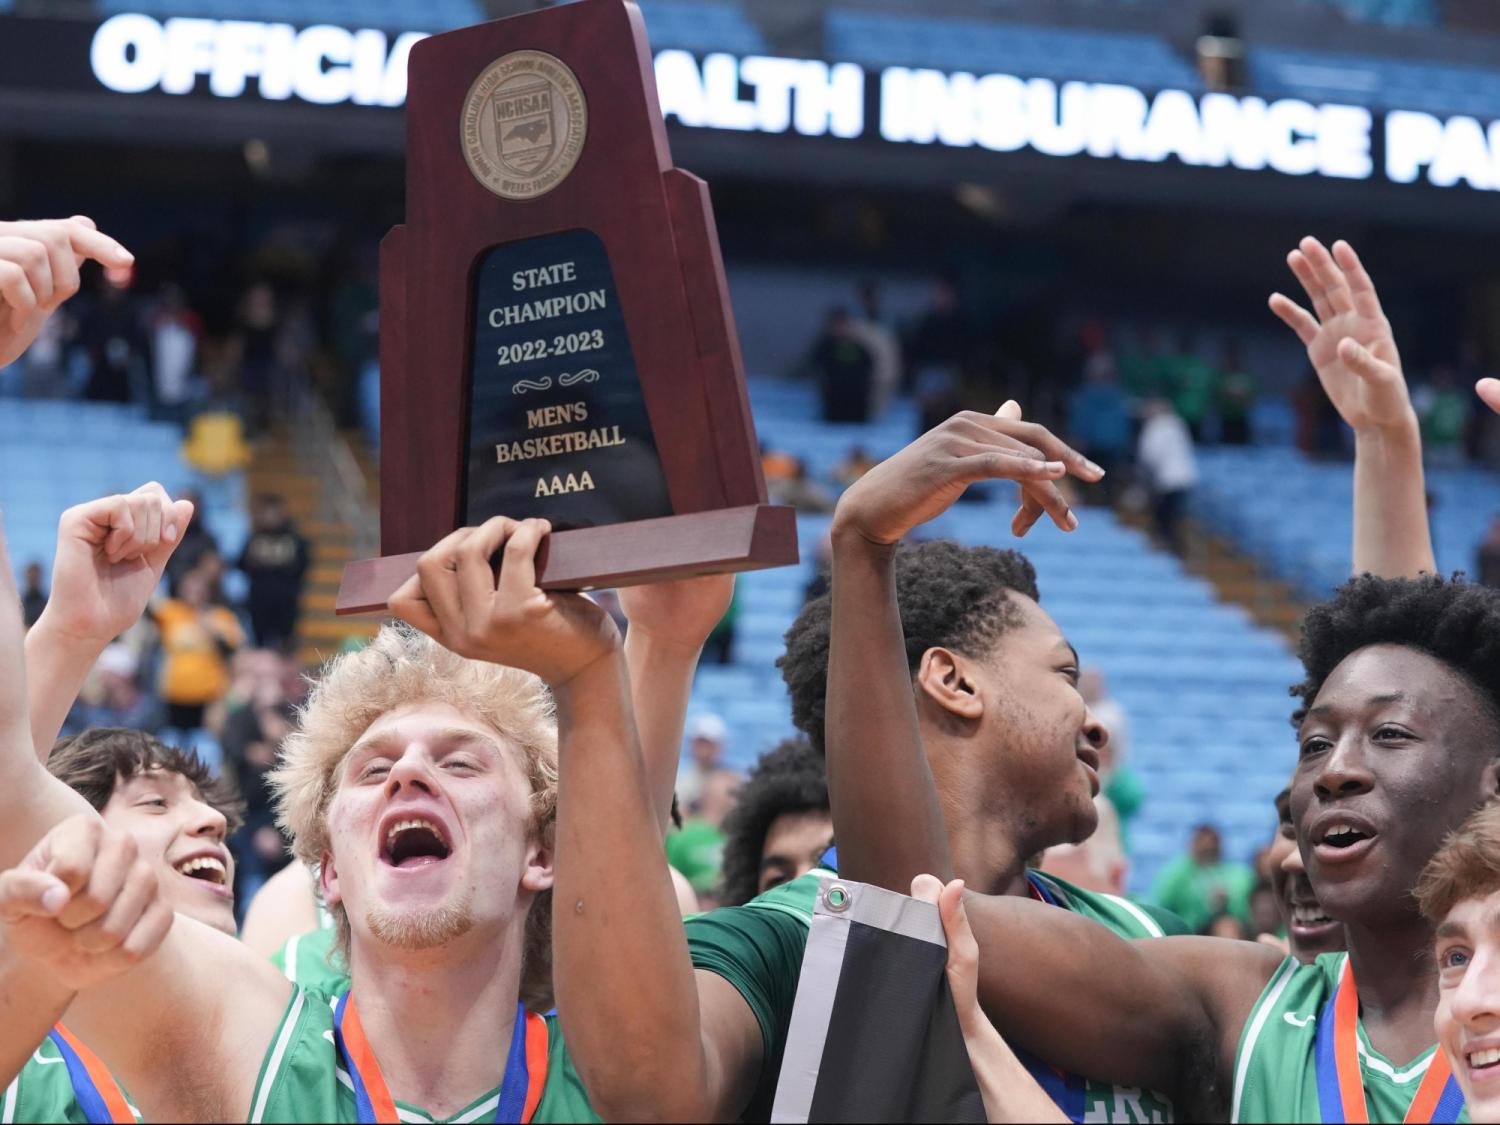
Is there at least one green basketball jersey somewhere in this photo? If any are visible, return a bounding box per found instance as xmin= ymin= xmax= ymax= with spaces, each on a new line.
xmin=247 ymin=986 xmax=600 ymax=1124
xmin=684 ymin=865 xmax=1181 ymax=1123
xmin=1231 ymin=952 xmax=1468 ymax=1124
xmin=269 ymin=926 xmax=349 ymax=994
xmin=1 ymin=1035 xmax=141 ymax=1124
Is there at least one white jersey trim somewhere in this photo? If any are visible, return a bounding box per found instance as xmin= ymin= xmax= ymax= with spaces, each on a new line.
xmin=2 ymin=1074 xmax=17 ymax=1124
xmin=282 ymin=933 xmax=301 ymax=984
xmin=1231 ymin=956 xmax=1300 ymax=1124
xmin=250 ymin=987 xmax=306 ymax=1124
xmin=1100 ymin=892 xmax=1166 ymax=938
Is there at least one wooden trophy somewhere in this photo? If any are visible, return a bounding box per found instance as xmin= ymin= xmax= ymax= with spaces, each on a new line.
xmin=337 ymin=0 xmax=798 ymax=614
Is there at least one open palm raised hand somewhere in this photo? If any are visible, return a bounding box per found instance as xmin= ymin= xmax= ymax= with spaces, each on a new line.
xmin=1269 ymin=237 xmax=1412 ymax=433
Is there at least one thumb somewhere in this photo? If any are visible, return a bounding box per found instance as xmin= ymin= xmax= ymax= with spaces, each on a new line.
xmin=0 ymin=869 xmax=71 ymax=921
xmin=995 ymin=400 xmax=1023 ymax=421
xmin=910 ymin=873 xmax=944 ymax=904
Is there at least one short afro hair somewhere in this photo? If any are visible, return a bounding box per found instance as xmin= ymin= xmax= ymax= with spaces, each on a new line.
xmin=1293 ymin=574 xmax=1500 ymax=734
xmin=719 ymin=738 xmax=829 ymax=906
xmin=779 ymin=539 xmax=1039 ymax=754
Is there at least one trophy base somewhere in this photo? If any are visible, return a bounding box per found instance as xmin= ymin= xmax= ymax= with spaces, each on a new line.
xmin=335 ymin=503 xmax=800 ymax=616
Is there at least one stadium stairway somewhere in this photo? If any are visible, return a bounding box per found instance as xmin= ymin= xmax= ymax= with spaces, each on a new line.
xmin=695 ymin=379 xmax=1307 ymax=895
xmin=244 ymin=428 xmax=380 ymax=666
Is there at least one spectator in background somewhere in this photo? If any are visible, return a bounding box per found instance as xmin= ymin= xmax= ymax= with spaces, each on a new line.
xmin=1415 ymin=364 xmax=1472 ymax=468
xmin=1204 ymin=912 xmax=1250 ymax=940
xmin=808 ymin=306 xmax=874 ymax=424
xmin=163 ymin=487 xmax=218 ymax=589
xmin=802 ymin=534 xmax=833 ymax=606
xmin=718 ymin=738 xmax=831 ymax=907
xmin=666 ymin=770 xmax=739 ymax=908
xmin=769 ymin=458 xmax=837 ymax=514
xmin=760 ymin=441 xmax=799 ymax=486
xmin=701 ymin=585 xmax=738 ymax=665
xmin=237 ymin=493 xmax=309 ymax=651
xmin=848 ymin=281 xmax=902 ymax=419
xmin=69 ymin=642 xmax=161 ymax=732
xmin=1479 ymin=515 xmax=1500 ymax=588
xmin=78 ymin=266 xmax=148 ymax=404
xmin=1248 ymin=880 xmax=1281 ymax=944
xmin=154 ymin=566 xmax=245 ymax=742
xmin=1218 ymin=339 xmax=1257 ymax=445
xmin=1165 ymin=333 xmax=1219 ymax=441
xmin=1067 ymin=349 xmax=1132 ymax=504
xmin=1120 ymin=327 xmax=1170 ymax=399
xmin=1040 ymin=794 xmax=1127 ymax=896
xmin=1151 ymin=822 xmax=1255 ymax=934
xmin=20 ymin=561 xmax=47 ymax=627
xmin=834 ymin=444 xmax=878 ymax=488
xmin=148 ymin=283 xmax=201 ymax=425
xmin=1137 ymin=398 xmax=1199 ymax=556
xmin=1079 ymin=667 xmax=1144 ymax=845
xmin=675 ymin=712 xmax=735 ymax=810
xmin=233 ymin=281 xmax=281 ymax=434
xmin=221 ymin=649 xmax=305 ymax=909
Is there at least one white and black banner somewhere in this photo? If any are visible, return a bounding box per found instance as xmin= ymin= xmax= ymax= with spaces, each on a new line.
xmin=772 ymin=877 xmax=985 ymax=1124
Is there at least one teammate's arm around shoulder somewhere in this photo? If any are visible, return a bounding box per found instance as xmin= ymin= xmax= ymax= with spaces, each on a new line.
xmin=960 ymin=887 xmax=1284 ymax=1119
xmin=914 ymin=875 xmax=1068 ymax=1124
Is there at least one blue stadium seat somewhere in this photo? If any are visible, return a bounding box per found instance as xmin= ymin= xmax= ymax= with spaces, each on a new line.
xmin=1251 ymin=46 xmax=1500 ymax=118
xmin=637 ymin=1 xmax=767 ymax=55
xmin=97 ymin=0 xmax=483 ymax=32
xmin=825 ymin=10 xmax=1201 ymax=91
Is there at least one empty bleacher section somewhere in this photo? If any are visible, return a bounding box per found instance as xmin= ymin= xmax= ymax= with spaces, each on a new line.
xmin=1196 ymin=445 xmax=1498 ymax=601
xmin=695 ymin=377 xmax=1302 ymax=893
xmin=637 ymin=0 xmax=767 ymax=54
xmin=1251 ymin=46 xmax=1500 ymax=118
xmin=825 ymin=11 xmax=1201 ymax=91
xmin=0 ymin=401 xmax=246 ymax=577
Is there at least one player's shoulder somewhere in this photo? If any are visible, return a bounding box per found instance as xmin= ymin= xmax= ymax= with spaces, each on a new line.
xmin=1029 ymin=870 xmax=1189 ymax=938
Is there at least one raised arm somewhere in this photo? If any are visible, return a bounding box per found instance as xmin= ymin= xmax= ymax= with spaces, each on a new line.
xmin=825 ymin=406 xmax=1099 ymax=890
xmin=1270 ymin=237 xmax=1435 ymax=578
xmin=26 ymin=483 xmax=195 ymax=757
xmin=618 ymin=574 xmax=735 ymax=835
xmin=389 ymin=520 xmax=762 ymax=1122
xmin=0 ymin=514 xmax=93 ymax=870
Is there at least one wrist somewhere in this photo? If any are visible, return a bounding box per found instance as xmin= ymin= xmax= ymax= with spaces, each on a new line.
xmin=830 ymin=515 xmax=900 ymax=557
xmin=27 ymin=612 xmax=109 ymax=666
xmin=551 ymin=643 xmax=627 ymax=706
xmin=1353 ymin=406 xmax=1420 ymax=443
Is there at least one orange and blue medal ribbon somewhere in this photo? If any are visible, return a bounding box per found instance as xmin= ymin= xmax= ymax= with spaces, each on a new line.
xmin=48 ymin=1026 xmax=134 ymax=1124
xmin=334 ymin=992 xmax=549 ymax=1123
xmin=1314 ymin=959 xmax=1464 ymax=1123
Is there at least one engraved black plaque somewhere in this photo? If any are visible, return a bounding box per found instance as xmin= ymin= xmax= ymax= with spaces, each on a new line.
xmin=464 ymin=228 xmax=673 ymax=529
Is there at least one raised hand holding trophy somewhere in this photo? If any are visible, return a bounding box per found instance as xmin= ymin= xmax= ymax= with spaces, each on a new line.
xmin=338 ymin=0 xmax=798 ymax=614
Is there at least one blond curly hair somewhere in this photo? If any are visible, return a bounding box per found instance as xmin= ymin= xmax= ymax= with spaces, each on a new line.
xmin=269 ymin=623 xmax=558 ymax=1009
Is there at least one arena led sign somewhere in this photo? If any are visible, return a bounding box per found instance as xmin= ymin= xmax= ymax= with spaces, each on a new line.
xmin=81 ymin=13 xmax=1500 ymax=192
xmin=89 ymin=13 xmax=424 ymax=105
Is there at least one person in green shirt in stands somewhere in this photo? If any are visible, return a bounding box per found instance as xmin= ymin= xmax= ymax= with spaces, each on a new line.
xmin=1151 ymin=822 xmax=1256 ymax=933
